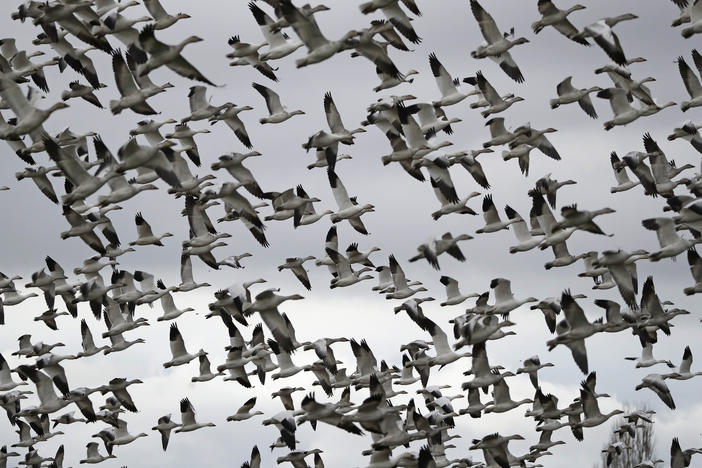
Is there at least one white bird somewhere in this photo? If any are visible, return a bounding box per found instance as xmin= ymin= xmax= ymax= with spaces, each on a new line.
xmin=163 ymin=323 xmax=206 ymax=368
xmin=439 ymin=276 xmax=478 ymax=306
xmin=252 ymin=82 xmax=305 ymax=124
xmin=227 ymin=397 xmax=264 ymax=422
xmin=625 ymin=343 xmax=675 ymax=368
xmin=175 ymin=397 xmax=216 ymax=432
xmin=469 ymin=0 xmax=528 ymax=82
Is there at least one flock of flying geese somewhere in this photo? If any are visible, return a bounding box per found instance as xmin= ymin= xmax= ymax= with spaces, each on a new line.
xmin=0 ymin=0 xmax=701 ymax=466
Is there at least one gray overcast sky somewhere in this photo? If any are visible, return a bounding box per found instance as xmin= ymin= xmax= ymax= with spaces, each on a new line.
xmin=1 ymin=0 xmax=701 ymax=467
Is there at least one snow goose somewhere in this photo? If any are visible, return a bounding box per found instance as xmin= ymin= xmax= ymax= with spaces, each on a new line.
xmin=116 ymin=137 xmax=180 ymax=188
xmin=682 ymin=0 xmax=702 ymax=37
xmin=430 ymin=187 xmax=481 ymax=220
xmin=625 ymin=343 xmax=674 ymax=368
xmin=575 ymin=14 xmax=638 ymax=65
xmin=663 ymin=346 xmax=702 ymax=381
xmin=248 ymin=2 xmax=303 ymax=61
xmin=108 ymin=50 xmax=173 ymax=115
xmin=476 ymin=195 xmax=518 ymax=233
xmin=323 ymin=92 xmax=366 ymax=143
xmin=482 ymin=117 xmax=524 ymax=148
xmin=150 ymin=414 xmax=180 ymax=452
xmin=45 ymin=137 xmax=117 ymax=205
xmin=593 ymin=299 xmax=632 ymax=332
xmin=15 ymin=366 xmax=70 ymax=414
xmin=129 ymin=212 xmax=173 ymax=247
xmin=359 ymin=0 xmax=421 ymax=44
xmin=61 ymin=80 xmax=103 ymax=108
xmin=544 ymin=241 xmax=587 ymax=270
xmin=640 ymin=99 xmax=677 ymax=117
xmin=326 ymin=248 xmax=374 ymax=288
xmin=419 ymin=156 xmax=459 ymax=204
xmin=0 ymin=79 xmax=69 ymax=138
xmin=510 ymin=125 xmax=561 ymax=160
xmin=262 ymin=409 xmax=303 ymax=450
xmin=80 ymin=442 xmax=116 ymax=464
xmin=297 ymin=393 xmax=364 ymax=435
xmin=101 ymin=298 xmax=149 ymax=335
xmin=327 ymin=168 xmax=374 ymax=235
xmin=90 ymin=11 xmax=152 ymax=44
xmin=439 ymin=276 xmax=478 ymax=306
xmin=211 ymin=151 xmax=267 ymax=198
xmin=505 ymin=206 xmax=541 ymax=253
xmin=374 ymin=66 xmax=418 ymax=92
xmin=136 ymin=25 xmax=213 ymax=85
xmin=308 ymin=144 xmax=352 ymax=170
xmin=278 ymin=0 xmax=359 ymax=68
xmin=553 ymin=204 xmax=614 ymax=234
xmin=668 ymin=121 xmax=702 ymax=153
xmin=461 ymin=343 xmax=515 ymax=392
xmin=386 ymin=255 xmax=427 ymax=300
xmin=143 ymin=0 xmax=190 ymax=30
xmin=621 ymin=151 xmax=658 ymax=196
xmin=489 ymin=278 xmax=537 ymax=316
xmin=52 ymin=411 xmax=87 ymax=427
xmin=218 ymin=252 xmax=253 ymax=269
xmin=34 ymin=29 xmax=103 ymax=88
xmin=17 ymin=448 xmax=54 ymax=467
xmin=516 ymin=356 xmax=554 ymax=389
xmin=429 ymin=53 xmax=474 ymax=107
xmin=15 ymin=166 xmax=59 ymax=204
xmin=550 ymin=76 xmax=600 ymax=118
xmin=449 ymin=149 xmax=492 ymax=189
xmin=191 ymin=353 xmax=223 ymax=383
xmin=0 ymin=353 xmax=27 ymax=391
xmin=174 ymin=398 xmax=215 ymax=433
xmin=642 ymin=217 xmax=702 ymax=261
xmin=396 ymin=102 xmax=452 ymax=158
xmin=609 ymin=151 xmax=640 ymax=193
xmin=163 ymin=323 xmax=206 ymax=368
xmin=677 ymin=51 xmax=702 ymax=111
xmin=105 ymin=419 xmax=148 ymax=448
xmin=644 ymin=136 xmax=690 ymax=196
xmin=408 ymin=232 xmax=472 ymax=269
xmin=474 ymin=71 xmax=524 ymax=118
xmin=157 ymin=284 xmax=194 ymax=322
xmin=278 ymin=256 xmax=315 ymax=290
xmin=345 ymin=243 xmax=380 ymax=266
xmin=485 ymin=378 xmax=532 ymax=414
xmin=96 ymin=169 xmax=158 ymax=206
xmin=227 ymin=397 xmax=264 ymax=422
xmin=2 ymin=283 xmax=39 ymax=307
xmin=394 ymin=296 xmax=432 ymax=328
xmin=207 ymin=103 xmax=255 ymax=148
xmin=395 ymin=355 xmax=420 ymax=386
xmin=532 ymin=1 xmax=589 ymax=44
xmin=635 ymin=374 xmax=675 ymax=409
xmin=416 ymin=103 xmax=461 ymax=137
xmin=597 ymin=87 xmax=646 ymax=130
xmin=164 ymin=124 xmax=209 ymax=167
xmin=104 ymin=332 xmax=145 ymax=355
xmin=182 ymin=86 xmax=230 ymax=123
xmin=252 ymin=82 xmax=304 ymax=124
xmin=575 ymin=383 xmax=623 ymax=428
xmin=469 ymin=0 xmax=528 ymax=82
xmin=76 ymin=319 xmax=109 ymax=358
xmin=546 ymin=293 xmax=608 ymax=373
xmin=417 ymin=318 xmax=472 ymax=367
xmin=594 ymin=61 xmax=656 ymax=105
